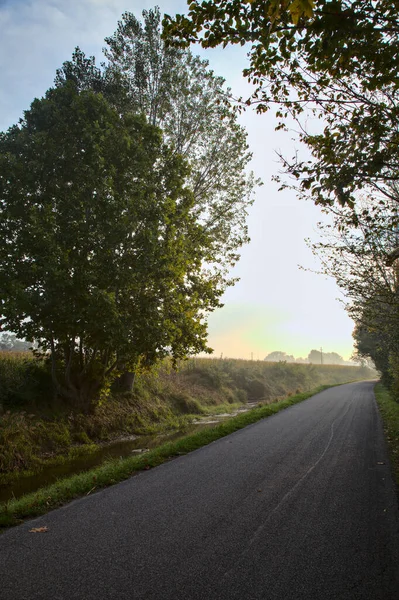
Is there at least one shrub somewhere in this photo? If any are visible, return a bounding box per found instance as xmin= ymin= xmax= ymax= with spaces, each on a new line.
xmin=0 ymin=352 xmax=52 ymax=410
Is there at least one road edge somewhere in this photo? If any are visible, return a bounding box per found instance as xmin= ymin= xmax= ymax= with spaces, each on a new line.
xmin=0 ymin=381 xmax=366 ymax=531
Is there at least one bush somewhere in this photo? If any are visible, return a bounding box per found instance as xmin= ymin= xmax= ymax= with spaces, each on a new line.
xmin=0 ymin=352 xmax=52 ymax=410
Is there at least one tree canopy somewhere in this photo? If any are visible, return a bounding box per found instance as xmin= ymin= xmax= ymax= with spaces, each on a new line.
xmin=307 ymin=189 xmax=399 ymax=385
xmin=0 ymin=83 xmax=225 ymax=410
xmin=164 ymin=1 xmax=399 ymax=207
xmin=0 ymin=7 xmax=260 ymax=410
xmin=0 ymin=333 xmax=31 ymax=352
xmin=56 ymin=8 xmax=258 ymax=281
xmin=264 ymin=351 xmax=295 ymax=362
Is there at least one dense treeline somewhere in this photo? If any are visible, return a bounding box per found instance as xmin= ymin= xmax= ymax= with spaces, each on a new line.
xmin=309 ymin=194 xmax=399 ymax=394
xmin=264 ymin=349 xmax=355 ymax=365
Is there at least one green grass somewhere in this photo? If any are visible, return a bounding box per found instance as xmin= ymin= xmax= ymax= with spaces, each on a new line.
xmin=0 ymin=383 xmax=339 ymax=531
xmin=374 ymin=383 xmax=399 ymax=487
xmin=199 ymin=402 xmax=243 ymax=415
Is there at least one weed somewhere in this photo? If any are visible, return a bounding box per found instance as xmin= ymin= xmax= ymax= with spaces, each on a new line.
xmin=374 ymin=383 xmax=399 ymax=487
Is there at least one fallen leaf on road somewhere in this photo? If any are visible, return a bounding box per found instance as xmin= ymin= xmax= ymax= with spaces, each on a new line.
xmin=377 ymin=461 xmax=385 ymax=465
xmin=29 ymin=527 xmax=48 ymax=533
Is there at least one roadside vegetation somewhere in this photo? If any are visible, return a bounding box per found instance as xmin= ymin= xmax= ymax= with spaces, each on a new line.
xmin=0 ymin=381 xmax=367 ymax=530
xmin=374 ymin=384 xmax=399 ymax=488
xmin=0 ymin=352 xmax=373 ymax=484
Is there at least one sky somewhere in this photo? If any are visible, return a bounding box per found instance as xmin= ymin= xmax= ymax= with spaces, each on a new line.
xmin=0 ymin=0 xmax=356 ymax=361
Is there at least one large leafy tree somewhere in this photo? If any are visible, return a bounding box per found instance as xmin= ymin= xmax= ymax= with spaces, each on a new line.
xmin=164 ymin=1 xmax=399 ymax=208
xmin=56 ymin=8 xmax=257 ymax=279
xmin=0 ymin=82 xmax=224 ymax=411
xmin=54 ymin=7 xmax=258 ymax=392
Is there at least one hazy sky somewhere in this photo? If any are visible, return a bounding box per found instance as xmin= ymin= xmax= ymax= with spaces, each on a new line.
xmin=0 ymin=0 xmax=356 ymax=360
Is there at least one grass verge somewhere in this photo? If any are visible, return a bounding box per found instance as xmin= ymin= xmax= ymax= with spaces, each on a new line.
xmin=374 ymin=383 xmax=399 ymax=487
xmin=0 ymin=383 xmax=344 ymax=531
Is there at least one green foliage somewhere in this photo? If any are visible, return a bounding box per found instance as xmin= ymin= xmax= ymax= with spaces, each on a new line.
xmin=0 ymin=8 xmax=260 ymax=411
xmin=102 ymin=7 xmax=258 ymax=275
xmin=0 ymin=82 xmax=225 ymax=411
xmin=353 ymin=324 xmax=391 ymax=387
xmin=165 ymin=1 xmax=399 ymax=207
xmin=169 ymin=392 xmax=205 ymax=414
xmin=0 ymin=411 xmax=72 ymax=473
xmin=374 ymin=383 xmax=399 ymax=487
xmin=164 ymin=1 xmax=317 ymax=46
xmin=0 ymin=353 xmax=52 ymax=410
xmin=307 ymin=192 xmax=398 ymax=392
xmin=55 ymin=9 xmax=258 ymax=280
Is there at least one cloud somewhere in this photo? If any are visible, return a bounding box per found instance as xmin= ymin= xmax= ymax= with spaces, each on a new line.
xmin=0 ymin=0 xmax=187 ymax=130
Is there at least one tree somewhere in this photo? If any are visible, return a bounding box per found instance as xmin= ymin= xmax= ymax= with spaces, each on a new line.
xmin=352 ymin=323 xmax=391 ymax=384
xmin=323 ymin=352 xmax=345 ymax=365
xmin=306 ymin=188 xmax=399 ymax=387
xmin=54 ymin=7 xmax=259 ymax=391
xmin=264 ymin=351 xmax=295 ymax=362
xmin=309 ymin=191 xmax=399 ymax=321
xmin=164 ymin=1 xmax=399 ymax=208
xmin=56 ymin=8 xmax=258 ymax=281
xmin=0 ymin=82 xmax=225 ymax=411
xmin=0 ymin=333 xmax=32 ymax=352
xmin=308 ymin=349 xmax=322 ymax=364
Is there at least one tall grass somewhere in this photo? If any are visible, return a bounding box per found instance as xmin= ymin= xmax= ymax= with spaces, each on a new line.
xmin=174 ymin=357 xmax=374 ymax=402
xmin=374 ymin=383 xmax=399 ymax=486
xmin=0 ymin=352 xmax=52 ymax=412
xmin=0 ymin=353 xmax=374 ymax=477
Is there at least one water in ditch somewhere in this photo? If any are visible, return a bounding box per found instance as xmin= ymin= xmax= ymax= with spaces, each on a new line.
xmin=0 ymin=404 xmax=257 ymax=503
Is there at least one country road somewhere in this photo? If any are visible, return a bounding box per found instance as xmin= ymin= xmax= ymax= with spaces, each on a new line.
xmin=0 ymin=381 xmax=398 ymax=600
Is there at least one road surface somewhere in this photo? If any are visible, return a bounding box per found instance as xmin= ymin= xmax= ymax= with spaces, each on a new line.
xmin=0 ymin=381 xmax=398 ymax=599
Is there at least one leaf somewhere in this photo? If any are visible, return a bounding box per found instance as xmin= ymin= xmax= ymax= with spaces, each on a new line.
xmin=29 ymin=526 xmax=48 ymax=533
xmin=288 ymin=0 xmax=314 ymax=25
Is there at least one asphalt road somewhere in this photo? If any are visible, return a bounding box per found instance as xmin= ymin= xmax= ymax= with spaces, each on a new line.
xmin=1 ymin=381 xmax=398 ymax=600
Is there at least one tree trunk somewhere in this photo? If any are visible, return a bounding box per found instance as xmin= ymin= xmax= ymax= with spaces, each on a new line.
xmin=115 ymin=371 xmax=136 ymax=393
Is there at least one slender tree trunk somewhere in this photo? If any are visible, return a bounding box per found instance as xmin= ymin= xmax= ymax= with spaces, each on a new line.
xmin=116 ymin=371 xmax=136 ymax=393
